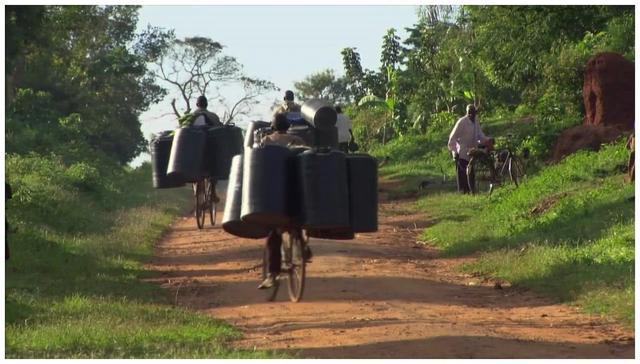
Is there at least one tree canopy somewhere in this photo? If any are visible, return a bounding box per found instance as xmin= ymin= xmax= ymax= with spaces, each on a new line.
xmin=337 ymin=5 xmax=634 ymax=145
xmin=6 ymin=5 xmax=171 ymax=165
xmin=293 ymin=69 xmax=350 ymax=105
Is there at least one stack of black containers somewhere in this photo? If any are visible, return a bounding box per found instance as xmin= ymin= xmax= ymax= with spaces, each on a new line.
xmin=222 ymin=99 xmax=378 ymax=240
xmin=150 ymin=124 xmax=244 ymax=189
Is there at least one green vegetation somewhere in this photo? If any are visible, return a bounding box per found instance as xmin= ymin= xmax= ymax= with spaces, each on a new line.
xmin=368 ymin=97 xmax=634 ymax=325
xmin=294 ymin=5 xmax=632 ymax=162
xmin=6 ymin=6 xmax=170 ymax=165
xmin=373 ymin=106 xmax=634 ymax=324
xmin=5 ymin=6 xmax=286 ymax=357
xmin=318 ymin=6 xmax=634 ymax=326
xmin=5 ymin=159 xmax=283 ymax=358
xmin=5 ymin=4 xmax=634 ymax=356
xmin=417 ymin=140 xmax=633 ymax=325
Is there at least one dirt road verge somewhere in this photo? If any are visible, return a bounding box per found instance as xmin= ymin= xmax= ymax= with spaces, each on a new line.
xmin=145 ymin=187 xmax=634 ymax=359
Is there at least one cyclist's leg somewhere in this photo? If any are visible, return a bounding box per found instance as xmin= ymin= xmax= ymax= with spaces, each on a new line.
xmin=268 ymin=229 xmax=282 ymax=274
xmin=259 ymin=229 xmax=282 ymax=289
xmin=298 ymin=227 xmax=312 ymax=261
xmin=210 ymin=178 xmax=220 ymax=203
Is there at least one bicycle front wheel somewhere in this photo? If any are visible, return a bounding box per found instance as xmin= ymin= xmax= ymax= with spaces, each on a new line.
xmin=195 ymin=180 xmax=206 ymax=229
xmin=467 ymin=157 xmax=493 ymax=195
xmin=286 ymin=230 xmax=306 ymax=302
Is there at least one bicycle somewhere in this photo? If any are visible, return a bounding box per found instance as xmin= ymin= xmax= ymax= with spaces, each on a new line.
xmin=261 ymin=228 xmax=308 ymax=303
xmin=250 ymin=121 xmax=310 ymax=302
xmin=466 ymin=136 xmax=527 ymax=195
xmin=194 ymin=177 xmax=218 ymax=229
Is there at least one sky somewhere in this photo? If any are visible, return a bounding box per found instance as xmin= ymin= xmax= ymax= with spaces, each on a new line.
xmin=132 ymin=5 xmax=419 ymax=165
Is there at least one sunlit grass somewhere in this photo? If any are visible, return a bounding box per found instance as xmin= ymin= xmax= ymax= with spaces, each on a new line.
xmin=5 ymin=162 xmax=286 ymax=358
xmin=378 ymin=132 xmax=634 ymax=326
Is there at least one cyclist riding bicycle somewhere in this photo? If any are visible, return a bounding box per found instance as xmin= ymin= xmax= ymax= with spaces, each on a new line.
xmin=185 ymin=96 xmax=223 ymax=204
xmin=258 ymin=113 xmax=312 ymax=289
xmin=272 ymin=90 xmax=301 ymax=118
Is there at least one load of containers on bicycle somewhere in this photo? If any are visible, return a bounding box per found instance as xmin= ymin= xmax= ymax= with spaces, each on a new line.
xmin=150 ymin=99 xmax=378 ymax=240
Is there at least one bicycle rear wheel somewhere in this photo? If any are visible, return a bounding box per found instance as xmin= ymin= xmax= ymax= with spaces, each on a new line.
xmin=286 ymin=230 xmax=306 ymax=302
xmin=195 ymin=180 xmax=205 ymax=229
xmin=467 ymin=157 xmax=493 ymax=195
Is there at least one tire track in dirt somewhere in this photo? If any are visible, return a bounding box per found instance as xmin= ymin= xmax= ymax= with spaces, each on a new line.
xmin=145 ymin=185 xmax=634 ymax=359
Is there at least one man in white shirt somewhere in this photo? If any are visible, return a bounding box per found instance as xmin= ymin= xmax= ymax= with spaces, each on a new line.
xmin=335 ymin=106 xmax=353 ymax=153
xmin=447 ymin=104 xmax=492 ymax=193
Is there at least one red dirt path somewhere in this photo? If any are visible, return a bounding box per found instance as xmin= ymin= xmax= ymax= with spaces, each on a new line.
xmin=145 ymin=187 xmax=634 ymax=359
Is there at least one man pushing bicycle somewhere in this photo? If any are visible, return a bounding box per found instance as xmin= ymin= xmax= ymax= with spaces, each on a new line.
xmin=447 ymin=104 xmax=493 ymax=194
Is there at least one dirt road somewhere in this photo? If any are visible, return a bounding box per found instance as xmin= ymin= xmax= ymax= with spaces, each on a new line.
xmin=146 ymin=187 xmax=634 ymax=359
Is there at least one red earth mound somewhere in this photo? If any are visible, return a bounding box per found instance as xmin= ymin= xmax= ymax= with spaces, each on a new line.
xmin=551 ymin=125 xmax=626 ymax=162
xmin=552 ymin=53 xmax=634 ymax=161
xmin=583 ymin=52 xmax=634 ymax=130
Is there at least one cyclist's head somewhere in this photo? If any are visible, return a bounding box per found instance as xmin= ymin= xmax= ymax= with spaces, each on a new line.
xmin=466 ymin=104 xmax=477 ymax=119
xmin=335 ymin=105 xmax=343 ymax=114
xmin=284 ymin=90 xmax=295 ymax=101
xmin=196 ymin=96 xmax=208 ymax=108
xmin=272 ymin=113 xmax=290 ymax=132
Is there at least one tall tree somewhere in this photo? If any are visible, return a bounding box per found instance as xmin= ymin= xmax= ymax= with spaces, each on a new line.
xmin=340 ymin=47 xmax=365 ymax=100
xmin=380 ymin=28 xmax=403 ymax=77
xmin=152 ymin=35 xmax=275 ymax=124
xmin=417 ymin=5 xmax=457 ymax=26
xmin=465 ymin=5 xmax=632 ymax=100
xmin=293 ymin=69 xmax=350 ymax=104
xmin=5 ymin=5 xmax=171 ymax=164
xmin=152 ymin=36 xmax=243 ymax=117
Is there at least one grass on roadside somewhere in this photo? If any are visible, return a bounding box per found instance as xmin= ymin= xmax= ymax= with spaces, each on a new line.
xmin=415 ymin=140 xmax=634 ymax=325
xmin=375 ymin=132 xmax=634 ymax=325
xmin=5 ymin=159 xmax=285 ymax=358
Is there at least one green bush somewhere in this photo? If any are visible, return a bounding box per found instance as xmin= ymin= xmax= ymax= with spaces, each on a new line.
xmin=349 ymin=106 xmax=389 ymax=151
xmin=428 ymin=111 xmax=457 ymax=133
xmin=541 ymin=12 xmax=635 ymax=119
xmin=7 ymin=154 xmax=93 ymax=232
xmin=6 ymin=154 xmax=278 ymax=358
xmin=65 ymin=162 xmax=102 ymax=191
xmin=420 ymin=140 xmax=633 ymax=323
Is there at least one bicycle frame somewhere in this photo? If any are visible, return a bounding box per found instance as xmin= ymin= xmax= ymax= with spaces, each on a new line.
xmin=262 ymin=227 xmax=308 ymax=302
xmin=193 ymin=177 xmax=217 ymax=229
